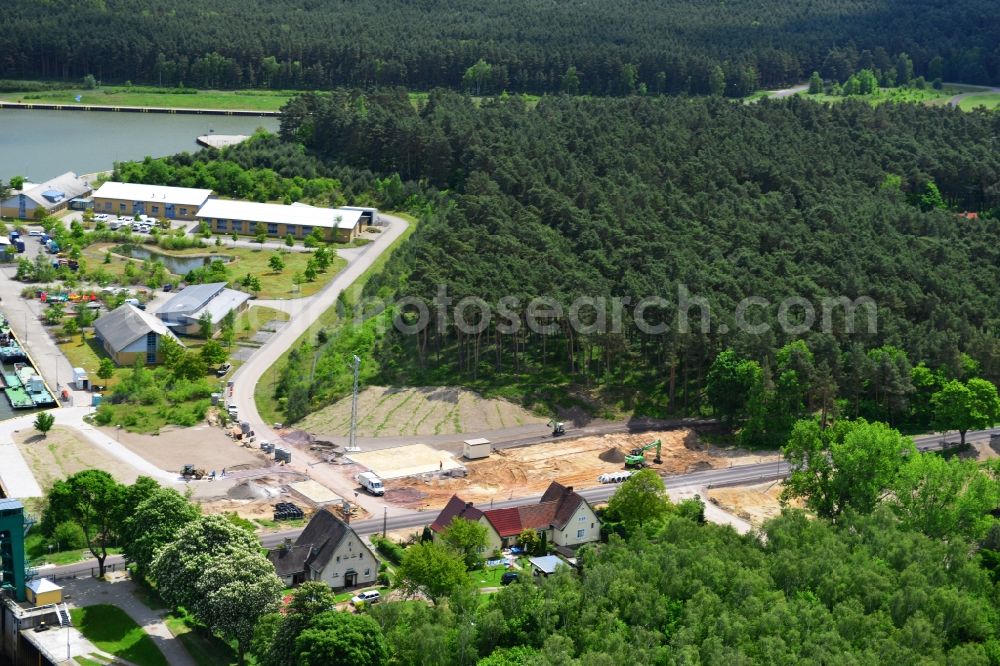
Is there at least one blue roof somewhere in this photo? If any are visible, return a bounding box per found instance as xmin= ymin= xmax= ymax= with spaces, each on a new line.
xmin=0 ymin=498 xmax=25 ymax=512
xmin=41 ymin=189 xmax=65 ymax=202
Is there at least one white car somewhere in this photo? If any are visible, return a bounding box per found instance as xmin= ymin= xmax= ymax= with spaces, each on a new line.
xmin=94 ymin=213 xmax=109 ymax=221
xmin=28 ymin=230 xmax=44 ymax=237
xmin=120 ymin=216 xmax=135 ymax=223
xmin=351 ymin=590 xmax=381 ymax=606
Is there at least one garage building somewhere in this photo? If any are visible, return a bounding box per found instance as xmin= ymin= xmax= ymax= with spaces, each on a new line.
xmin=92 ymin=181 xmax=212 ymax=221
xmin=196 ymin=199 xmax=368 ymax=243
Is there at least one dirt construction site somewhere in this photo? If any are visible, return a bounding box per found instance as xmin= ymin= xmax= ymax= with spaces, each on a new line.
xmin=383 ymin=429 xmax=780 ymax=509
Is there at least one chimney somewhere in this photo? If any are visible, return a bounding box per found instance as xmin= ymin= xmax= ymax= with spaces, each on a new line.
xmin=565 ymin=486 xmax=573 ymax=494
xmin=284 ymin=537 xmax=292 ymax=546
xmin=465 ymin=502 xmax=474 ymax=508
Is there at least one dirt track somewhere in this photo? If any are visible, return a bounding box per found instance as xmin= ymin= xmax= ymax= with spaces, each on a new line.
xmin=386 ymin=429 xmax=780 ymax=509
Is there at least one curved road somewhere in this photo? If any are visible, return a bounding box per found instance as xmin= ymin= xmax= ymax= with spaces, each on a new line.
xmin=944 ymin=83 xmax=1000 ymax=108
xmin=229 ymin=214 xmax=409 ymax=512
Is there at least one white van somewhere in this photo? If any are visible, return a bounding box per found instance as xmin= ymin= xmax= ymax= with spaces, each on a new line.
xmin=358 ymin=471 xmax=385 ymax=496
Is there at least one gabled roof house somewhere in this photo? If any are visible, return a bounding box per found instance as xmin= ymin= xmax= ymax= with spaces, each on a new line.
xmin=267 ymin=509 xmax=378 ymax=589
xmin=431 ymin=481 xmax=600 ymax=552
xmin=93 ymin=304 xmax=182 ymax=365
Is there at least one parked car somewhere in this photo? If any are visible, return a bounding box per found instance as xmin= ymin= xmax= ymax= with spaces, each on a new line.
xmin=28 ymin=230 xmax=44 ymax=237
xmin=216 ymin=362 xmax=232 ymax=377
xmin=500 ymin=572 xmax=520 ymax=586
xmin=163 ymin=284 xmax=174 ymax=292
xmin=351 ymin=590 xmax=381 ymax=606
xmin=123 ymin=298 xmax=146 ymax=310
xmin=120 ymin=216 xmax=135 ymax=223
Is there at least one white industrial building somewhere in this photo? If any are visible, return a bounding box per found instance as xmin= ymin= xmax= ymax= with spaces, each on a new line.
xmin=196 ymin=199 xmax=368 ymax=242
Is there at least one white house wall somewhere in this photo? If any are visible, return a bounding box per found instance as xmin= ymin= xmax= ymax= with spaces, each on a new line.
xmin=313 ymin=533 xmax=378 ymax=589
xmin=554 ymin=503 xmax=600 ymax=547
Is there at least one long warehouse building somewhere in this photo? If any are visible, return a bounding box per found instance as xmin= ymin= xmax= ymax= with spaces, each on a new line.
xmin=93 ymin=181 xmax=212 ymax=221
xmin=196 ymin=199 xmax=369 ymax=242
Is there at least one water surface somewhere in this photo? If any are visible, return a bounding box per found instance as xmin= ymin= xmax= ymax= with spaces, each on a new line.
xmin=0 ymin=109 xmax=278 ymax=181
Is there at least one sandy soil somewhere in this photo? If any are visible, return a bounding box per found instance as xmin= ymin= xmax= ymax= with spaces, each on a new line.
xmin=707 ymin=481 xmax=802 ymax=527
xmin=349 ymin=444 xmax=464 ymax=479
xmin=385 ymin=429 xmax=781 ymax=509
xmin=298 ymin=386 xmax=547 ymax=437
xmin=107 ymin=422 xmax=269 ymax=475
xmin=15 ymin=426 xmax=143 ymax=490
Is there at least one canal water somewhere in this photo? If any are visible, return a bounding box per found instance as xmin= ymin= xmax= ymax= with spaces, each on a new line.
xmin=0 ymin=108 xmax=279 ymax=182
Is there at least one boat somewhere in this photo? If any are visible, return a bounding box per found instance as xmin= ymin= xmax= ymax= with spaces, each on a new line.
xmin=0 ymin=361 xmax=55 ymax=409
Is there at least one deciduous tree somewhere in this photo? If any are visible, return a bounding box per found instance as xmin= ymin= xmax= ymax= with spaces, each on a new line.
xmin=440 ymin=518 xmax=488 ymax=570
xmin=45 ymin=470 xmax=125 ymax=576
xmin=398 ymin=541 xmax=469 ymax=601
xmin=605 ymin=468 xmax=671 ymax=528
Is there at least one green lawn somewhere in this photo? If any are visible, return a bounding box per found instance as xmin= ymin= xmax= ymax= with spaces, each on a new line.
xmin=468 ymin=566 xmax=513 ymax=588
xmin=58 ymin=332 xmax=122 ymax=389
xmin=69 ymin=605 xmax=169 ymax=666
xmin=0 ymin=85 xmax=292 ymax=112
xmin=254 ymin=212 xmax=419 ymax=426
xmin=164 ymin=610 xmax=238 ymax=666
xmin=218 ymin=247 xmax=347 ymax=299
xmin=233 ymin=305 xmax=290 ymax=344
xmin=958 ymin=92 xmax=1000 ymax=111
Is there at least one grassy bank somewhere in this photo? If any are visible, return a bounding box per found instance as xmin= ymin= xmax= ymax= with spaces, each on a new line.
xmin=254 ymin=212 xmax=418 ymax=426
xmin=0 ymin=84 xmax=292 ymax=111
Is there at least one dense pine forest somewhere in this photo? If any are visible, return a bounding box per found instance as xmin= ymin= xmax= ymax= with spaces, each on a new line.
xmin=116 ymin=90 xmax=1000 ymax=430
xmin=2 ymin=0 xmax=999 ymax=93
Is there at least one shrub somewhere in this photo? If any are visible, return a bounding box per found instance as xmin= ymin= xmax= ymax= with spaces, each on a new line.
xmin=52 ymin=521 xmax=88 ymax=550
xmin=372 ymin=536 xmax=405 ymax=565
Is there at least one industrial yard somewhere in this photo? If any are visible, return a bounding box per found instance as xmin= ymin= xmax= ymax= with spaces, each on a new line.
xmin=383 ymin=429 xmax=781 ymax=509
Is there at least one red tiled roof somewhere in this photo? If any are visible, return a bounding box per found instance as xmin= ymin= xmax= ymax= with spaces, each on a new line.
xmin=518 ymin=502 xmax=558 ymax=530
xmin=431 ymin=495 xmax=484 ymax=532
xmin=431 ymin=482 xmax=591 ymax=538
xmin=483 ymin=507 xmax=523 ymax=537
xmin=958 ymin=212 xmax=979 ymax=220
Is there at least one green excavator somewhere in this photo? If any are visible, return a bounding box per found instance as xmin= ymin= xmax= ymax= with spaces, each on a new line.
xmin=624 ymin=439 xmax=662 ymax=468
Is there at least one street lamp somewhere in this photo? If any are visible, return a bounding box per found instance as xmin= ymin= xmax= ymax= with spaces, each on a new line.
xmin=115 ymin=425 xmax=122 ymax=441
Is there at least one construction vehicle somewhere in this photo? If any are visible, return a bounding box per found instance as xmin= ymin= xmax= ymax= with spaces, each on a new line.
xmin=548 ymin=419 xmax=565 ymax=436
xmin=181 ymin=464 xmax=207 ymax=480
xmin=624 ymin=439 xmax=662 ymax=468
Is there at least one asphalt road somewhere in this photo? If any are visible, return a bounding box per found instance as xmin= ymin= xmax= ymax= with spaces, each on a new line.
xmin=40 ymin=425 xmax=999 ymax=579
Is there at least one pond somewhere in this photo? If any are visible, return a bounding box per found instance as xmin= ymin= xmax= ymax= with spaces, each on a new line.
xmin=115 ymin=245 xmax=232 ymax=276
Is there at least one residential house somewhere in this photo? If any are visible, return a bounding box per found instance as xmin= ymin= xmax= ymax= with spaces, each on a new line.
xmin=93 ymin=304 xmax=183 ymax=365
xmin=154 ymin=282 xmax=251 ymax=336
xmin=267 ymin=509 xmax=378 ymax=589
xmin=430 ymin=481 xmax=600 ymax=553
xmin=0 ymin=172 xmax=92 ymax=219
xmin=92 ymin=181 xmax=212 ymax=221
xmin=196 ymin=199 xmax=369 ymax=242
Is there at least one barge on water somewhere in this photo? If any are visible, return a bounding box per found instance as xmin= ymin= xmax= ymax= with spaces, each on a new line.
xmin=0 ymin=363 xmax=55 ymax=409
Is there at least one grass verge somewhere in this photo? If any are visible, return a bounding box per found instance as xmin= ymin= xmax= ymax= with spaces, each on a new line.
xmin=957 ymin=92 xmax=1000 ymax=111
xmin=69 ymin=604 xmax=169 ymax=666
xmin=254 ymin=212 xmax=419 ymax=426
